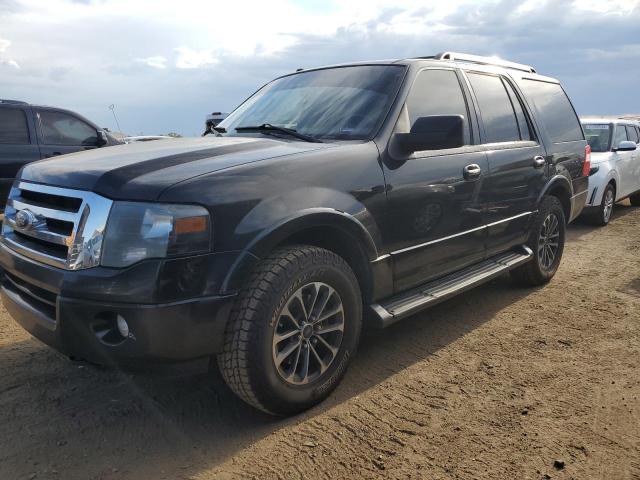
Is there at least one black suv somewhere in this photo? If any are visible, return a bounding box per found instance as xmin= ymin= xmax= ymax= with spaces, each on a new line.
xmin=0 ymin=100 xmax=120 ymax=206
xmin=0 ymin=53 xmax=589 ymax=415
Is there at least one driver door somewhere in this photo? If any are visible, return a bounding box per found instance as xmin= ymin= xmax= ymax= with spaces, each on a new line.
xmin=381 ymin=68 xmax=489 ymax=292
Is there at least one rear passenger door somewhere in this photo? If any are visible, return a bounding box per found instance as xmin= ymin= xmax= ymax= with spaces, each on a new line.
xmin=464 ymin=71 xmax=546 ymax=257
xmin=35 ymin=108 xmax=100 ymax=158
xmin=0 ymin=106 xmax=41 ymax=204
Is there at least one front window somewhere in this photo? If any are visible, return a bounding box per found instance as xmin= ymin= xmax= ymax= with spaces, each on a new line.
xmin=217 ymin=65 xmax=406 ymax=141
xmin=582 ymin=124 xmax=611 ymax=152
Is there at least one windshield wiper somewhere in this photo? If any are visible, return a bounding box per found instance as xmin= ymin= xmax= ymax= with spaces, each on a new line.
xmin=234 ymin=123 xmax=322 ymax=143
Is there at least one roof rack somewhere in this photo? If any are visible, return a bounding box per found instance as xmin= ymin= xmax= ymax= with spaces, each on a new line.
xmin=434 ymin=52 xmax=536 ymax=73
xmin=0 ymin=99 xmax=28 ymax=105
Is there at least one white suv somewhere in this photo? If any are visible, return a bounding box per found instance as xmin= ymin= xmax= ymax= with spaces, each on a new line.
xmin=581 ymin=117 xmax=640 ymax=225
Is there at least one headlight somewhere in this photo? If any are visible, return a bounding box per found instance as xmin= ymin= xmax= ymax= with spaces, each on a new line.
xmin=101 ymin=202 xmax=211 ymax=268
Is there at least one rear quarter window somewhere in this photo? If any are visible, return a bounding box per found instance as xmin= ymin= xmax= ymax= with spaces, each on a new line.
xmin=0 ymin=108 xmax=30 ymax=144
xmin=519 ymin=80 xmax=583 ymax=144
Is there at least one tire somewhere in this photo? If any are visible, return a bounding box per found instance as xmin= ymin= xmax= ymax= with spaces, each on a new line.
xmin=630 ymin=192 xmax=640 ymax=206
xmin=586 ymin=183 xmax=615 ymax=226
xmin=217 ymin=245 xmax=362 ymax=415
xmin=511 ymin=195 xmax=566 ymax=286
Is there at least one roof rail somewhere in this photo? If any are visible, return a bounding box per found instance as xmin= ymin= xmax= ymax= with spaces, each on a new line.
xmin=0 ymin=99 xmax=28 ymax=105
xmin=434 ymin=52 xmax=536 ymax=73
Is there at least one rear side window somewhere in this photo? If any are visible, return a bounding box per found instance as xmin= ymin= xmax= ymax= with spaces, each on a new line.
xmin=519 ymin=80 xmax=583 ymax=143
xmin=405 ymin=69 xmax=471 ymax=145
xmin=0 ymin=108 xmax=30 ymax=144
xmin=38 ymin=110 xmax=98 ymax=146
xmin=467 ymin=72 xmax=527 ymax=143
xmin=625 ymin=125 xmax=639 ymax=143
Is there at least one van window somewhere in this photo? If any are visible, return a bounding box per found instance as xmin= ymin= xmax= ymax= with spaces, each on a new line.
xmin=613 ymin=125 xmax=628 ymax=147
xmin=39 ymin=110 xmax=98 ymax=146
xmin=503 ymin=79 xmax=532 ymax=141
xmin=519 ymin=80 xmax=583 ymax=143
xmin=467 ymin=73 xmax=521 ymax=143
xmin=405 ymin=69 xmax=471 ymax=145
xmin=0 ymin=108 xmax=30 ymax=144
xmin=625 ymin=125 xmax=639 ymax=143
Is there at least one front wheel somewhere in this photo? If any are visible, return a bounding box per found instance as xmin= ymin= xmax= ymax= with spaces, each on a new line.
xmin=587 ymin=183 xmax=615 ymax=226
xmin=217 ymin=245 xmax=362 ymax=415
xmin=511 ymin=196 xmax=566 ymax=286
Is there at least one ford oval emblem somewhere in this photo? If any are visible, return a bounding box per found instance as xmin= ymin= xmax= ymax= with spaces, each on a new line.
xmin=15 ymin=209 xmax=37 ymax=230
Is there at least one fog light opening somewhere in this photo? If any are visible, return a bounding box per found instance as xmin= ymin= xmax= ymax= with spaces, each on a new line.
xmin=116 ymin=315 xmax=130 ymax=339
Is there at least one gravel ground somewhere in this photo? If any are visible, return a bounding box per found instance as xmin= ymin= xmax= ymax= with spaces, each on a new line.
xmin=0 ymin=202 xmax=639 ymax=480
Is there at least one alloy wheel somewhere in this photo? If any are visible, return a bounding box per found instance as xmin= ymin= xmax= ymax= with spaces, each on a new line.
xmin=603 ymin=188 xmax=614 ymax=223
xmin=538 ymin=213 xmax=560 ymax=270
xmin=272 ymin=282 xmax=345 ymax=385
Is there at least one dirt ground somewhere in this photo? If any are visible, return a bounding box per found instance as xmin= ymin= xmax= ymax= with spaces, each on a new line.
xmin=0 ymin=203 xmax=639 ymax=480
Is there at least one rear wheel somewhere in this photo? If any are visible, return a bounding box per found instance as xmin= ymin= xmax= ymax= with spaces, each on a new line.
xmin=587 ymin=183 xmax=615 ymax=226
xmin=217 ymin=245 xmax=362 ymax=415
xmin=630 ymin=192 xmax=640 ymax=206
xmin=511 ymin=196 xmax=566 ymax=286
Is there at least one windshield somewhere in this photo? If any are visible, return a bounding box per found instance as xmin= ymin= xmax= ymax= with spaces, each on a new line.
xmin=218 ymin=65 xmax=406 ymax=141
xmin=582 ymin=123 xmax=611 ymax=152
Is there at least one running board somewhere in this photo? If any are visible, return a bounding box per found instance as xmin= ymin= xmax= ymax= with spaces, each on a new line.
xmin=369 ymin=247 xmax=533 ymax=328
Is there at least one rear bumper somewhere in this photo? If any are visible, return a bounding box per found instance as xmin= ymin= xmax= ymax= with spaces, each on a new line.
xmin=0 ymin=241 xmax=236 ymax=365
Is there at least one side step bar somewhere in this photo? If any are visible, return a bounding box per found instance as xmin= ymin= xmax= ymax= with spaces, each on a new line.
xmin=369 ymin=246 xmax=533 ymax=328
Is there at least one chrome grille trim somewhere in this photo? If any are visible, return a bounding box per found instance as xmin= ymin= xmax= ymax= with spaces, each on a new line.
xmin=1 ymin=181 xmax=113 ymax=270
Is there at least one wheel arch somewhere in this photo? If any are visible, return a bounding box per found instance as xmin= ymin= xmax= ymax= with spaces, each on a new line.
xmin=221 ymin=209 xmax=379 ymax=302
xmin=539 ymin=175 xmax=572 ymax=222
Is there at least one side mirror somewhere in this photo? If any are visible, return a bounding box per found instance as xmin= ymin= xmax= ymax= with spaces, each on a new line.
xmin=394 ymin=115 xmax=464 ymax=154
xmin=613 ymin=140 xmax=637 ymax=152
xmin=97 ymin=130 xmax=108 ymax=147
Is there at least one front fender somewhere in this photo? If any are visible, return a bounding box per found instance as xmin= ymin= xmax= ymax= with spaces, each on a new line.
xmin=587 ymin=162 xmax=619 ymax=206
xmin=220 ymin=188 xmax=383 ymax=294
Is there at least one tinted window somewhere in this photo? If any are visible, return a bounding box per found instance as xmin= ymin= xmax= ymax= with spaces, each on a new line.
xmin=613 ymin=124 xmax=628 ymax=147
xmin=582 ymin=124 xmax=611 ymax=152
xmin=0 ymin=108 xmax=30 ymax=144
xmin=503 ymin=79 xmax=532 ymax=141
xmin=39 ymin=111 xmax=98 ymax=146
xmin=219 ymin=65 xmax=406 ymax=141
xmin=468 ymin=73 xmax=521 ymax=143
xmin=405 ymin=69 xmax=470 ymax=144
xmin=520 ymin=80 xmax=583 ymax=143
xmin=625 ymin=125 xmax=639 ymax=143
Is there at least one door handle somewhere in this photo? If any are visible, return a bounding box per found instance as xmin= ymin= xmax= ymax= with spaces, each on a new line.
xmin=43 ymin=152 xmax=62 ymax=159
xmin=533 ymin=156 xmax=546 ymax=169
xmin=463 ymin=163 xmax=482 ymax=180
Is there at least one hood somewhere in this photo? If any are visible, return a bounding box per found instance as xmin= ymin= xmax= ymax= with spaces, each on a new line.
xmin=19 ymin=136 xmax=333 ymax=200
xmin=590 ymin=151 xmax=613 ymax=165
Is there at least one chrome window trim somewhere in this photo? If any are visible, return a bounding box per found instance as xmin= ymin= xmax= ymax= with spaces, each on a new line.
xmin=1 ymin=181 xmax=113 ymax=270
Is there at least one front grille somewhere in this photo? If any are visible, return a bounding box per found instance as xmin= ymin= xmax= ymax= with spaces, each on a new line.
xmin=1 ymin=182 xmax=113 ymax=270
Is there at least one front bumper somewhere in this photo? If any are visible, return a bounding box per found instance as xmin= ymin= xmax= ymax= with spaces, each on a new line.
xmin=0 ymin=241 xmax=236 ymax=364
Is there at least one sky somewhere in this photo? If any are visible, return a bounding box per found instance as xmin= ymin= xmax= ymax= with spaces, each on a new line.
xmin=1 ymin=0 xmax=639 ymax=136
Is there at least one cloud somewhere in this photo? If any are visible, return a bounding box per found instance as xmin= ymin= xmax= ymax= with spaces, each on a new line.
xmin=137 ymin=56 xmax=168 ymax=69
xmin=174 ymin=47 xmax=218 ymax=69
xmin=0 ymin=37 xmax=20 ymax=68
xmin=0 ymin=0 xmax=638 ymax=135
